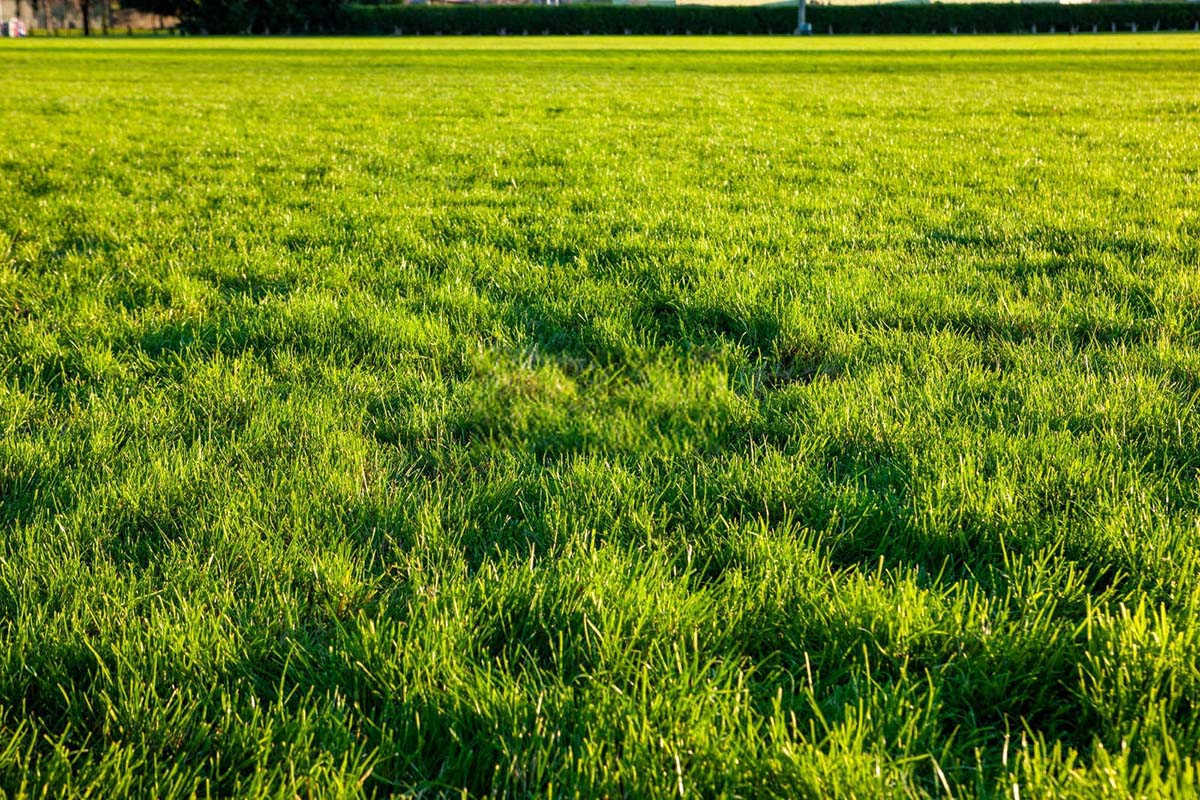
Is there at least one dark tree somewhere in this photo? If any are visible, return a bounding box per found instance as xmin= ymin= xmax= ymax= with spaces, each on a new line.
xmin=122 ymin=0 xmax=344 ymax=34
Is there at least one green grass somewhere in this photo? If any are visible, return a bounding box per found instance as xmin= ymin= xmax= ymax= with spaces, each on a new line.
xmin=1 ymin=33 xmax=1199 ymax=798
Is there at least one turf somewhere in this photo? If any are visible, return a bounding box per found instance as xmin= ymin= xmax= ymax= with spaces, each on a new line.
xmin=1 ymin=33 xmax=1199 ymax=798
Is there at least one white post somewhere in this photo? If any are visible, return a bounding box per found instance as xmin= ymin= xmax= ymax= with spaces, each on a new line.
xmin=795 ymin=0 xmax=810 ymax=34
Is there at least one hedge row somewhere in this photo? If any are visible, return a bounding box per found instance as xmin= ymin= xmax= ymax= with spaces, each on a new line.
xmin=176 ymin=0 xmax=345 ymax=33
xmin=337 ymin=2 xmax=1200 ymax=36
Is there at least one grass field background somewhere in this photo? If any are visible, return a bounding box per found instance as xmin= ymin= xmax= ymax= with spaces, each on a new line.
xmin=1 ymin=35 xmax=1199 ymax=798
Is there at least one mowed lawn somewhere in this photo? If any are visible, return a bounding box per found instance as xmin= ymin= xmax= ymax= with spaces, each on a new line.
xmin=2 ymin=34 xmax=1200 ymax=798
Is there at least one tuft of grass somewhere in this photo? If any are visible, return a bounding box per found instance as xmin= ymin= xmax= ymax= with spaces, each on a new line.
xmin=1 ymin=34 xmax=1200 ymax=798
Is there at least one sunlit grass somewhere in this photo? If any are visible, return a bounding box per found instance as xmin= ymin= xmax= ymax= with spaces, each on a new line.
xmin=1 ymin=34 xmax=1199 ymax=798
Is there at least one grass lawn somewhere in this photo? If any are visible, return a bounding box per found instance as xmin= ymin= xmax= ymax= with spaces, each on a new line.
xmin=1 ymin=33 xmax=1199 ymax=798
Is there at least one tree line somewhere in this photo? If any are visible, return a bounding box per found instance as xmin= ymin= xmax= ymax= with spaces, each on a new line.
xmin=13 ymin=0 xmax=1200 ymax=36
xmin=4 ymin=0 xmax=342 ymax=35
